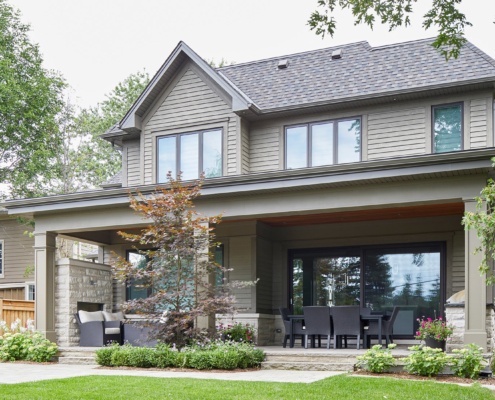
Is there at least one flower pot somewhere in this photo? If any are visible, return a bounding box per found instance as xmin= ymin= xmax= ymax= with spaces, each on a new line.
xmin=424 ymin=338 xmax=446 ymax=351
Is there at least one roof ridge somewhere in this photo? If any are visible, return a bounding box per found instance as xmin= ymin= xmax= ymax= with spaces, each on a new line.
xmin=369 ymin=37 xmax=435 ymax=51
xmin=217 ymin=41 xmax=370 ymax=71
xmin=464 ymin=41 xmax=495 ymax=69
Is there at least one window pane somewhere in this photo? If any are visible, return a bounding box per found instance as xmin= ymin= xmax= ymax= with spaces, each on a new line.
xmin=364 ymin=248 xmax=441 ymax=336
xmin=286 ymin=126 xmax=307 ymax=168
xmin=157 ymin=136 xmax=176 ymax=183
xmin=203 ymin=129 xmax=222 ymax=178
xmin=311 ymin=123 xmax=333 ymax=166
xmin=180 ymin=133 xmax=199 ymax=180
xmin=433 ymin=105 xmax=462 ymax=153
xmin=337 ymin=119 xmax=360 ymax=163
xmin=127 ymin=252 xmax=149 ymax=301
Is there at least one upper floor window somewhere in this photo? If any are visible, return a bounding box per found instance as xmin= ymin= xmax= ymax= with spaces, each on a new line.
xmin=0 ymin=240 xmax=3 ymax=278
xmin=285 ymin=118 xmax=361 ymax=169
xmin=432 ymin=103 xmax=463 ymax=153
xmin=157 ymin=128 xmax=222 ymax=182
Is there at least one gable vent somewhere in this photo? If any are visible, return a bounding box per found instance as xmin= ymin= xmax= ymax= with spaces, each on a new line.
xmin=277 ymin=59 xmax=289 ymax=69
xmin=331 ymin=49 xmax=343 ymax=60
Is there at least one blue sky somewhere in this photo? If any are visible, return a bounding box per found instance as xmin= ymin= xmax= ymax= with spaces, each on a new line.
xmin=10 ymin=0 xmax=495 ymax=108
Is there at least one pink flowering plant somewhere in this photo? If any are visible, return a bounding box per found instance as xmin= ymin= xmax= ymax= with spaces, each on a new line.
xmin=415 ymin=316 xmax=454 ymax=341
xmin=217 ymin=322 xmax=256 ymax=343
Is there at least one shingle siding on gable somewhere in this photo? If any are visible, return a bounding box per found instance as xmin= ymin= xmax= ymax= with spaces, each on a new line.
xmin=142 ymin=68 xmax=237 ymax=184
xmin=470 ymin=99 xmax=488 ymax=149
xmin=367 ymin=107 xmax=426 ymax=160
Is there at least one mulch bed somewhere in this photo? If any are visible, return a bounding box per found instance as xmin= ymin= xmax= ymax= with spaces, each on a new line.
xmin=353 ymin=370 xmax=495 ymax=386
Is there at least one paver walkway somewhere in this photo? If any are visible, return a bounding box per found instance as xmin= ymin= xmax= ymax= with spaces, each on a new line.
xmin=0 ymin=363 xmax=343 ymax=385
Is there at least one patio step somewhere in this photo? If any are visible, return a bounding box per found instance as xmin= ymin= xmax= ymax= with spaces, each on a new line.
xmin=56 ymin=347 xmax=97 ymax=365
xmin=261 ymin=350 xmax=358 ymax=371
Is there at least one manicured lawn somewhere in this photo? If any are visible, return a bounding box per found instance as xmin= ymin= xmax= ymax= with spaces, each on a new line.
xmin=0 ymin=374 xmax=493 ymax=399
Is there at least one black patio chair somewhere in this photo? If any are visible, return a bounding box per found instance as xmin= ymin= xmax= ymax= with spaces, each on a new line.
xmin=332 ymin=305 xmax=362 ymax=350
xmin=364 ymin=306 xmax=401 ymax=348
xmin=74 ymin=311 xmax=122 ymax=347
xmin=302 ymin=306 xmax=332 ymax=349
xmin=279 ymin=307 xmax=306 ymax=348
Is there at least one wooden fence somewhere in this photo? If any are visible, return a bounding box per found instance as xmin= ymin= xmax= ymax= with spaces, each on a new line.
xmin=0 ymin=299 xmax=35 ymax=333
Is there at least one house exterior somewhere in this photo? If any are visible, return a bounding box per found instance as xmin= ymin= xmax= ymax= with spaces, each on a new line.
xmin=0 ymin=209 xmax=35 ymax=300
xmin=3 ymin=38 xmax=495 ymax=349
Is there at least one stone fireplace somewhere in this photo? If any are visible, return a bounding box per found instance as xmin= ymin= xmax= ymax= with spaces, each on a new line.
xmin=55 ymin=258 xmax=113 ymax=346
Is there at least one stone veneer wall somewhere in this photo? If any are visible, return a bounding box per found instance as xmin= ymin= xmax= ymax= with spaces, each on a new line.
xmin=55 ymin=258 xmax=113 ymax=346
xmin=216 ymin=314 xmax=276 ymax=345
xmin=445 ymin=304 xmax=495 ymax=352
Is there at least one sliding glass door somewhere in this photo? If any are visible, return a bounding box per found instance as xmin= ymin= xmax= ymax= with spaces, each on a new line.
xmin=289 ymin=243 xmax=444 ymax=337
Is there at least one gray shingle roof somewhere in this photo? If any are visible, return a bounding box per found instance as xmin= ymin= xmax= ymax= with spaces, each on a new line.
xmin=218 ymin=39 xmax=495 ymax=112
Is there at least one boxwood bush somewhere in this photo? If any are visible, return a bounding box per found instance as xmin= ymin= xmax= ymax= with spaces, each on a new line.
xmin=95 ymin=341 xmax=265 ymax=370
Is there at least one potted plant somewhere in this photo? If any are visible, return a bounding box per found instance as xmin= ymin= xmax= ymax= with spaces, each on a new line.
xmin=415 ymin=316 xmax=454 ymax=350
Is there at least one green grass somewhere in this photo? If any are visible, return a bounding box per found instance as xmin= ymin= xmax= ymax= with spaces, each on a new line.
xmin=0 ymin=374 xmax=493 ymax=400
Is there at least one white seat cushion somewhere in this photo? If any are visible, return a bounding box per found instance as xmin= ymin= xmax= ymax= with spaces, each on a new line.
xmin=102 ymin=311 xmax=124 ymax=321
xmin=105 ymin=327 xmax=121 ymax=335
xmin=78 ymin=310 xmax=104 ymax=323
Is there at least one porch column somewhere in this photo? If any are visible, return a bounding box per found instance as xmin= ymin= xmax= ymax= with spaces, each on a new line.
xmin=34 ymin=232 xmax=57 ymax=341
xmin=463 ymin=199 xmax=489 ymax=350
xmin=196 ymin=222 xmax=215 ymax=332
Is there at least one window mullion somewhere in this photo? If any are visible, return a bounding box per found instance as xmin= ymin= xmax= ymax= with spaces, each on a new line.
xmin=308 ymin=124 xmax=312 ymax=167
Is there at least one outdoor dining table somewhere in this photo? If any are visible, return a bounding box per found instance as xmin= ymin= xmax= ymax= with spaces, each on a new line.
xmin=286 ymin=309 xmax=387 ymax=349
xmin=360 ymin=313 xmax=385 ymax=347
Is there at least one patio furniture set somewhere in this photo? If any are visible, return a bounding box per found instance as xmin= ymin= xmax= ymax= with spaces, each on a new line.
xmin=75 ymin=310 xmax=158 ymax=347
xmin=280 ymin=305 xmax=401 ymax=349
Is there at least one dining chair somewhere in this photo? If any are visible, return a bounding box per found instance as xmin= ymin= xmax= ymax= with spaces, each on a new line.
xmin=279 ymin=307 xmax=305 ymax=348
xmin=364 ymin=306 xmax=401 ymax=348
xmin=332 ymin=305 xmax=362 ymax=350
xmin=302 ymin=306 xmax=333 ymax=349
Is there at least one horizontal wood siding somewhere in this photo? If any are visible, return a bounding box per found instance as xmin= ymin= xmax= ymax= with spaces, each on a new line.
xmin=0 ymin=219 xmax=34 ymax=284
xmin=241 ymin=119 xmax=250 ymax=174
xmin=125 ymin=140 xmax=141 ymax=186
xmin=451 ymin=231 xmax=465 ymax=296
xmin=256 ymin=237 xmax=273 ymax=313
xmin=143 ymin=68 xmax=236 ymax=184
xmin=367 ymin=107 xmax=426 ymax=159
xmin=227 ymin=117 xmax=237 ymax=175
xmin=229 ymin=237 xmax=254 ymax=311
xmin=470 ymin=99 xmax=487 ymax=149
xmin=250 ymin=124 xmax=280 ymax=172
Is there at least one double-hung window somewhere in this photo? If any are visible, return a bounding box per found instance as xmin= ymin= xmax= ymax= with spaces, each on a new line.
xmin=157 ymin=128 xmax=222 ymax=182
xmin=432 ymin=103 xmax=463 ymax=153
xmin=0 ymin=240 xmax=3 ymax=278
xmin=285 ymin=117 xmax=361 ymax=169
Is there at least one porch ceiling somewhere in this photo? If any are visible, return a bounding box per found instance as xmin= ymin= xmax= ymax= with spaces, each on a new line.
xmin=231 ymin=202 xmax=464 ymax=227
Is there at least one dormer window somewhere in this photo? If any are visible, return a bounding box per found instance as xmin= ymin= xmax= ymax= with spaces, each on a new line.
xmin=285 ymin=117 xmax=361 ymax=169
xmin=432 ymin=103 xmax=463 ymax=153
xmin=157 ymin=128 xmax=223 ymax=182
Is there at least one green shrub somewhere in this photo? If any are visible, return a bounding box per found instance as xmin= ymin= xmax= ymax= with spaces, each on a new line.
xmin=402 ymin=345 xmax=450 ymax=377
xmin=356 ymin=344 xmax=397 ymax=373
xmin=451 ymin=343 xmax=487 ymax=379
xmin=94 ymin=340 xmax=265 ymax=370
xmin=149 ymin=344 xmax=176 ymax=368
xmin=95 ymin=345 xmax=120 ymax=366
xmin=0 ymin=319 xmax=58 ymax=362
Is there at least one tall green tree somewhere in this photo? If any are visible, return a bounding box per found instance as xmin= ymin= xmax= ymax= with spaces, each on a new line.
xmin=9 ymin=71 xmax=150 ymax=198
xmin=0 ymin=0 xmax=65 ymax=197
xmin=308 ymin=0 xmax=474 ymax=59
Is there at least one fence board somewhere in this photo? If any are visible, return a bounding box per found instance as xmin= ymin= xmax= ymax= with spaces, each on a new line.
xmin=0 ymin=299 xmax=35 ymax=334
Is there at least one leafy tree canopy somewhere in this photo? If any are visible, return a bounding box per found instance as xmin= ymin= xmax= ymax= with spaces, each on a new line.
xmin=308 ymin=0 xmax=473 ymax=59
xmin=0 ymin=0 xmax=65 ymax=196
